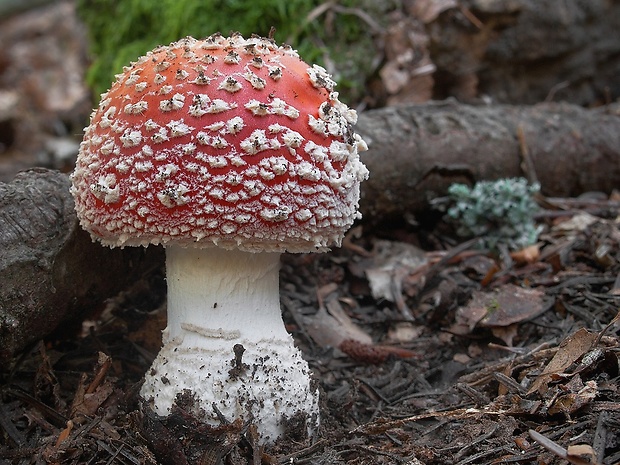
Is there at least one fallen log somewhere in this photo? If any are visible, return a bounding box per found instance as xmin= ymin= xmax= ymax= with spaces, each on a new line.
xmin=357 ymin=101 xmax=620 ymax=224
xmin=0 ymin=168 xmax=163 ymax=364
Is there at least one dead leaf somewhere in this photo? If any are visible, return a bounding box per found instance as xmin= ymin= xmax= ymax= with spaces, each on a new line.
xmin=72 ymin=380 xmax=115 ymax=418
xmin=86 ymin=352 xmax=112 ymax=394
xmin=453 ymin=353 xmax=471 ymax=364
xmin=527 ymin=328 xmax=598 ymax=395
xmin=455 ymin=284 xmax=546 ymax=332
xmin=481 ymin=285 xmax=546 ymax=327
xmin=548 ymin=378 xmax=597 ymax=416
xmin=380 ymin=60 xmax=411 ymax=94
xmin=356 ymin=240 xmax=428 ymax=320
xmin=566 ymin=444 xmax=599 ymax=465
xmin=386 ymin=322 xmax=425 ymax=343
xmin=363 ymin=240 xmax=427 ymax=303
xmin=379 ymin=15 xmax=435 ymax=104
xmin=510 ymin=244 xmax=540 ymax=265
xmin=303 ymin=298 xmax=372 ymax=349
xmin=552 ymin=212 xmax=598 ymax=234
xmin=490 ymin=324 xmax=519 ymax=346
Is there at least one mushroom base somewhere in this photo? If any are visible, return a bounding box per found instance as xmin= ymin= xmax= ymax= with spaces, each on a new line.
xmin=141 ymin=338 xmax=319 ymax=443
xmin=140 ymin=246 xmax=319 ymax=444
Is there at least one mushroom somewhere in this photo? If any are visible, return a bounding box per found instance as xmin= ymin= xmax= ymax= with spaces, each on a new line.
xmin=71 ymin=33 xmax=368 ymax=443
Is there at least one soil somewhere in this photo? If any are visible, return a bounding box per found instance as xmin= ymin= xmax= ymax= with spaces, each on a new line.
xmin=1 ymin=2 xmax=619 ymax=464
xmin=2 ymin=213 xmax=620 ymax=464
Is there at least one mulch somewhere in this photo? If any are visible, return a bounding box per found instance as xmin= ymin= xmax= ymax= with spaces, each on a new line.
xmin=1 ymin=196 xmax=619 ymax=465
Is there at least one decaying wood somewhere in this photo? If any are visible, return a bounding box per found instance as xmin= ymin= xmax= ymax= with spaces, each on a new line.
xmin=0 ymin=168 xmax=163 ymax=364
xmin=357 ymin=101 xmax=620 ymax=223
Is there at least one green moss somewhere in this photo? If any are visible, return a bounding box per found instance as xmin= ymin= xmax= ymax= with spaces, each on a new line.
xmin=77 ymin=0 xmax=395 ymax=104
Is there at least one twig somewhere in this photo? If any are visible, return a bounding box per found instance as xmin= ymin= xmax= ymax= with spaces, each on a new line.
xmin=528 ymin=429 xmax=599 ymax=465
xmin=96 ymin=440 xmax=141 ymax=465
xmin=545 ymin=80 xmax=570 ymax=102
xmin=277 ymin=439 xmax=329 ymax=464
xmin=517 ymin=124 xmax=539 ymax=186
xmin=492 ymin=372 xmax=527 ymax=395
xmin=86 ymin=352 xmax=112 ymax=394
xmin=350 ymin=406 xmax=510 ymax=436
xmin=4 ymin=386 xmax=68 ymax=427
xmin=592 ymin=308 xmax=620 ymax=347
xmin=0 ymin=401 xmax=26 ymax=447
xmin=302 ymin=1 xmax=384 ymax=35
xmin=456 ymin=341 xmax=558 ymax=386
xmin=104 ymin=442 xmax=126 ymax=465
xmin=455 ymin=445 xmax=514 ymax=465
xmin=459 ymin=5 xmax=484 ymax=29
xmin=455 ymin=383 xmax=490 ymax=405
xmin=423 ymin=238 xmax=480 ymax=284
xmin=342 ymin=225 xmax=373 ymax=257
xmin=592 ymin=411 xmax=608 ymax=464
xmin=329 ymin=4 xmax=385 ymax=34
xmin=453 ymin=424 xmax=498 ymax=460
xmin=353 ymin=444 xmax=410 ymax=462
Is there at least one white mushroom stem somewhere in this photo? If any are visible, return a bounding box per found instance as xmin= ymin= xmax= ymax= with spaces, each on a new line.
xmin=140 ymin=245 xmax=319 ymax=444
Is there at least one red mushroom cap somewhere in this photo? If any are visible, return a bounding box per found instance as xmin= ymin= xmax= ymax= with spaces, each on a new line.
xmin=71 ymin=34 xmax=368 ymax=252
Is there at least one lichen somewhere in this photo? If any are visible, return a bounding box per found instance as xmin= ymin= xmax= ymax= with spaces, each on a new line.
xmin=445 ymin=177 xmax=543 ymax=251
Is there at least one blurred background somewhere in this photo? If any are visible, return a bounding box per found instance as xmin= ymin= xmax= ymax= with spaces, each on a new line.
xmin=0 ymin=0 xmax=618 ymax=182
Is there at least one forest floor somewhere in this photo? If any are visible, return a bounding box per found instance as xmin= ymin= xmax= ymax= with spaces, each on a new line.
xmin=1 ymin=2 xmax=619 ymax=464
xmin=2 ymin=204 xmax=620 ymax=464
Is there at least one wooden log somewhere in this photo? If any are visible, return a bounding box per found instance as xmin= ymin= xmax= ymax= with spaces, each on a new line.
xmin=357 ymin=101 xmax=620 ymax=224
xmin=0 ymin=168 xmax=163 ymax=364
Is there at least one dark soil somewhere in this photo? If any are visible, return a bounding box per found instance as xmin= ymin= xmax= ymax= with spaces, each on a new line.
xmin=2 ymin=207 xmax=620 ymax=464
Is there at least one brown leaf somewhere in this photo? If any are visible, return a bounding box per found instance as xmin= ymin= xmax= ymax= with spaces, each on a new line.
xmin=72 ymin=380 xmax=114 ymax=418
xmin=548 ymin=379 xmax=597 ymax=416
xmin=455 ymin=284 xmax=545 ymax=331
xmin=303 ymin=299 xmax=372 ymax=349
xmin=510 ymin=244 xmax=540 ymax=265
xmin=527 ymin=328 xmax=598 ymax=395
xmin=566 ymin=444 xmax=599 ymax=465
xmin=490 ymin=324 xmax=519 ymax=346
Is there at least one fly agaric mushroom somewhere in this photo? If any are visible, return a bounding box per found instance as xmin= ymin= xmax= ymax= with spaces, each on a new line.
xmin=71 ymin=33 xmax=368 ymax=443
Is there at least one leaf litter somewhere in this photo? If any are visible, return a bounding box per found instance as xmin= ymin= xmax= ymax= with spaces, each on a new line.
xmin=3 ymin=199 xmax=620 ymax=464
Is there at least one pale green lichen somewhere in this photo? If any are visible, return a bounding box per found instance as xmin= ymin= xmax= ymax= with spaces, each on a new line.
xmin=446 ymin=178 xmax=542 ymax=251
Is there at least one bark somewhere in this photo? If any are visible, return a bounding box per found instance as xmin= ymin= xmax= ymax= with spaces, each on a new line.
xmin=356 ymin=101 xmax=620 ymax=224
xmin=0 ymin=168 xmax=163 ymax=364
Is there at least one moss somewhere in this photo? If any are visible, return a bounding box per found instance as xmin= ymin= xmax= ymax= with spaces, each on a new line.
xmin=77 ymin=0 xmax=397 ymax=104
